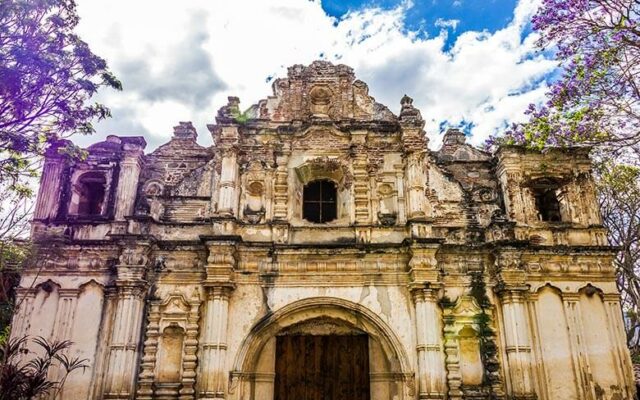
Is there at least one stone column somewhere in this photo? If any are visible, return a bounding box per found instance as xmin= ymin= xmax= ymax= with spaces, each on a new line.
xmin=408 ymin=243 xmax=444 ymax=399
xmin=412 ymin=287 xmax=446 ymax=399
xmin=395 ymin=171 xmax=406 ymax=224
xmin=11 ymin=288 xmax=36 ymax=338
xmin=199 ymin=240 xmax=237 ymax=399
xmin=272 ymin=143 xmax=290 ymax=221
xmin=180 ymin=300 xmax=202 ymax=400
xmin=351 ymin=130 xmax=370 ymax=224
xmin=497 ymin=288 xmax=536 ymax=399
xmin=136 ymin=303 xmax=160 ymax=400
xmin=114 ymin=141 xmax=145 ymax=221
xmin=561 ymin=293 xmax=591 ymax=400
xmin=33 ymin=140 xmax=70 ymax=221
xmin=199 ymin=287 xmax=233 ymax=399
xmin=103 ymin=241 xmax=152 ymax=400
xmin=216 ymin=126 xmax=240 ymax=217
xmin=405 ymin=152 xmax=426 ymax=220
xmin=602 ymin=294 xmax=636 ymax=399
xmin=218 ymin=150 xmax=239 ymax=216
xmin=52 ymin=288 xmax=79 ymax=341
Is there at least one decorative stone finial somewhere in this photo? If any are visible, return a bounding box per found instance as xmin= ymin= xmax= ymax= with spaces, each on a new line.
xmin=399 ymin=94 xmax=423 ymax=126
xmin=216 ymin=96 xmax=241 ymax=124
xmin=443 ymin=128 xmax=466 ymax=145
xmin=173 ymin=121 xmax=197 ymax=140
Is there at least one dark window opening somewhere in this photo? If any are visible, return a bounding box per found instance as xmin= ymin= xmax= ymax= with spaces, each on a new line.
xmin=77 ymin=173 xmax=106 ymax=216
xmin=303 ymin=179 xmax=337 ymax=223
xmin=534 ymin=188 xmax=562 ymax=222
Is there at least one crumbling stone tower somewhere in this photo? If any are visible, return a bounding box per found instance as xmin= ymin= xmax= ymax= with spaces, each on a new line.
xmin=15 ymin=61 xmax=635 ymax=400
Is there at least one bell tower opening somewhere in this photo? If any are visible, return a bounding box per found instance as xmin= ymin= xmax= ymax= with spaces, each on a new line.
xmin=72 ymin=172 xmax=107 ymax=216
xmin=534 ymin=188 xmax=562 ymax=222
xmin=274 ymin=334 xmax=370 ymax=400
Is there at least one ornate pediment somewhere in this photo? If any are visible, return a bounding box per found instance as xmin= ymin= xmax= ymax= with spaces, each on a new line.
xmin=247 ymin=60 xmax=397 ymax=123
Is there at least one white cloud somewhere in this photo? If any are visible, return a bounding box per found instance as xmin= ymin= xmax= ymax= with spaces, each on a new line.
xmin=74 ymin=0 xmax=554 ymax=150
xmin=434 ymin=18 xmax=460 ymax=30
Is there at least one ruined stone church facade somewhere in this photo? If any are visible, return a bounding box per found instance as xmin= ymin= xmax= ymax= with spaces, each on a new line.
xmin=14 ymin=61 xmax=635 ymax=399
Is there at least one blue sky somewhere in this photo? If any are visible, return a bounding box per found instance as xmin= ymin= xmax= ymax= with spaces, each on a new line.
xmin=73 ymin=0 xmax=555 ymax=150
xmin=322 ymin=0 xmax=519 ymax=47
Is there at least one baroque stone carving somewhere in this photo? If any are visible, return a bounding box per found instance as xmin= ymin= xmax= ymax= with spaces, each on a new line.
xmin=18 ymin=61 xmax=635 ymax=400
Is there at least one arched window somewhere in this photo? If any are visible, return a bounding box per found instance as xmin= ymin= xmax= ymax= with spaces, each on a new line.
xmin=303 ymin=179 xmax=337 ymax=223
xmin=76 ymin=172 xmax=106 ymax=216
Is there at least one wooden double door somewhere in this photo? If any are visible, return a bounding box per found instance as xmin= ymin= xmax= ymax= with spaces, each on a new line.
xmin=274 ymin=335 xmax=370 ymax=400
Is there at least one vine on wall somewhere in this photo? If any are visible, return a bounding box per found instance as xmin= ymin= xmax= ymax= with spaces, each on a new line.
xmin=469 ymin=271 xmax=503 ymax=399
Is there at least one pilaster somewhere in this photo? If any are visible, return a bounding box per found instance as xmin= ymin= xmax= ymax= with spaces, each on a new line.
xmin=398 ymin=94 xmax=428 ymax=222
xmin=51 ymin=288 xmax=80 ymax=341
xmin=602 ymin=293 xmax=636 ymax=399
xmin=218 ymin=151 xmax=239 ymax=216
xmin=33 ymin=140 xmax=70 ymax=221
xmin=561 ymin=292 xmax=591 ymax=400
xmin=114 ymin=139 xmax=146 ymax=221
xmin=180 ymin=299 xmax=202 ymax=400
xmin=351 ymin=130 xmax=370 ymax=224
xmin=405 ymin=151 xmax=427 ymax=221
xmin=496 ymin=287 xmax=536 ymax=400
xmin=408 ymin=242 xmax=445 ymax=399
xmin=272 ymin=141 xmax=291 ymax=221
xmin=136 ymin=304 xmax=160 ymax=400
xmin=103 ymin=238 xmax=153 ymax=400
xmin=11 ymin=287 xmax=36 ymax=338
xmin=199 ymin=239 xmax=237 ymax=400
xmin=493 ymin=250 xmax=536 ymax=400
xmin=411 ymin=287 xmax=446 ymax=399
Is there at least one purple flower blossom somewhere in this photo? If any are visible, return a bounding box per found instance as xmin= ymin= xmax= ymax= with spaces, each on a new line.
xmin=493 ymin=0 xmax=640 ymax=150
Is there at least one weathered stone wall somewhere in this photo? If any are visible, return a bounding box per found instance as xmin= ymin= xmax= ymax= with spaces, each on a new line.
xmin=14 ymin=61 xmax=635 ymax=400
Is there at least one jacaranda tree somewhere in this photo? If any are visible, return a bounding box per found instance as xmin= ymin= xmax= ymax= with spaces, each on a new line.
xmin=0 ymin=0 xmax=121 ymax=193
xmin=491 ymin=0 xmax=639 ymax=154
xmin=597 ymin=162 xmax=640 ymax=352
xmin=492 ymin=0 xmax=640 ymax=355
xmin=0 ymin=2 xmax=118 ymax=396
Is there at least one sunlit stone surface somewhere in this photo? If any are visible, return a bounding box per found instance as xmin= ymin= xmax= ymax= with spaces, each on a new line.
xmin=16 ymin=61 xmax=635 ymax=400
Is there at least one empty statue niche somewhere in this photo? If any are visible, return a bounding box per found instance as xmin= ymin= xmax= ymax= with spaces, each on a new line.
xmin=69 ymin=172 xmax=107 ymax=217
xmin=377 ymin=183 xmax=397 ymax=226
xmin=243 ymin=181 xmax=266 ymax=224
xmin=458 ymin=325 xmax=483 ymax=387
xmin=303 ymin=179 xmax=337 ymax=223
xmin=157 ymin=325 xmax=185 ymax=384
xmin=529 ymin=178 xmax=564 ymax=222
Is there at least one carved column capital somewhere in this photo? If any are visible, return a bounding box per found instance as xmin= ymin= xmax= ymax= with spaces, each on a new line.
xmin=220 ymin=146 xmax=239 ymax=158
xmin=58 ymin=288 xmax=80 ymax=298
xmin=204 ymin=285 xmax=234 ymax=300
xmin=494 ymin=284 xmax=530 ymax=304
xmin=112 ymin=240 xmax=154 ymax=295
xmin=15 ymin=287 xmax=37 ymax=297
xmin=203 ymin=240 xmax=238 ymax=288
xmin=410 ymin=286 xmax=441 ymax=303
xmin=408 ymin=244 xmax=441 ymax=288
xmin=602 ymin=293 xmax=621 ymax=304
xmin=561 ymin=292 xmax=580 ymax=303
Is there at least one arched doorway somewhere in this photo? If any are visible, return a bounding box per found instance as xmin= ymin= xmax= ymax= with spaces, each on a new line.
xmin=229 ymin=298 xmax=413 ymax=400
